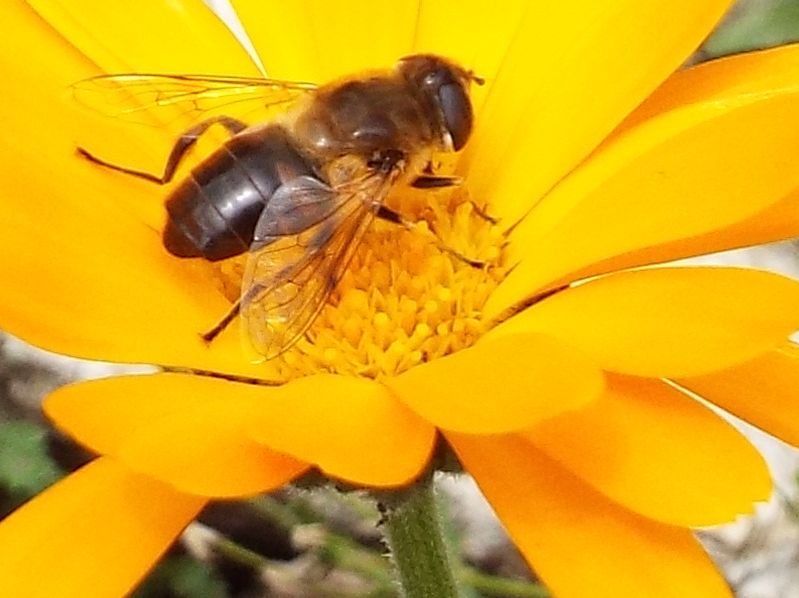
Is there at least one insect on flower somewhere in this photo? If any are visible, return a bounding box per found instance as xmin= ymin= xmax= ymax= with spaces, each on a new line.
xmin=72 ymin=54 xmax=484 ymax=359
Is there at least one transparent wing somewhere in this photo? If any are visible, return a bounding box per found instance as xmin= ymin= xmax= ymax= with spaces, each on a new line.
xmin=240 ymin=167 xmax=394 ymax=360
xmin=71 ymin=73 xmax=317 ymax=131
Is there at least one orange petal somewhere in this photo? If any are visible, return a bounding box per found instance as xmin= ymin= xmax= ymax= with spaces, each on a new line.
xmin=232 ymin=0 xmax=417 ymax=81
xmin=619 ymin=43 xmax=799 ymax=134
xmin=0 ymin=457 xmax=205 ymax=597
xmin=386 ymin=333 xmax=603 ymax=434
xmin=26 ymin=0 xmax=259 ymax=74
xmin=46 ymin=375 xmax=308 ymax=497
xmin=489 ymin=267 xmax=799 ymax=377
xmin=247 ymin=375 xmax=436 ymax=487
xmin=465 ymin=0 xmax=732 ymax=225
xmin=492 ymin=45 xmax=799 ymax=311
xmin=678 ymin=342 xmax=799 ymax=448
xmin=46 ymin=372 xmax=434 ymax=489
xmin=525 ymin=375 xmax=770 ymax=527
xmin=448 ymin=433 xmax=733 ymax=598
xmin=523 ymin=189 xmax=799 ymax=298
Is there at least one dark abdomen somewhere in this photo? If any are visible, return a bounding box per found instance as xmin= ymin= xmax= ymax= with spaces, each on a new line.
xmin=163 ymin=125 xmax=318 ymax=261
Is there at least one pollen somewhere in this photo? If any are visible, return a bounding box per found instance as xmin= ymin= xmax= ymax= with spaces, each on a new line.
xmin=215 ymin=187 xmax=507 ymax=381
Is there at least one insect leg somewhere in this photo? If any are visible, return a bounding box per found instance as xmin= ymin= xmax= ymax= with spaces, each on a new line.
xmin=77 ymin=116 xmax=248 ymax=185
xmin=410 ymin=174 xmax=497 ymax=223
xmin=375 ymin=205 xmax=487 ymax=268
xmin=201 ymin=280 xmax=267 ymax=343
xmin=466 ymin=200 xmax=499 ymax=224
xmin=411 ymin=174 xmax=462 ymax=189
xmin=201 ymin=299 xmax=241 ymax=344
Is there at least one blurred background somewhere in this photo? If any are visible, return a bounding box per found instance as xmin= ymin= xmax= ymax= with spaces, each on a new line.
xmin=4 ymin=1 xmax=799 ymax=596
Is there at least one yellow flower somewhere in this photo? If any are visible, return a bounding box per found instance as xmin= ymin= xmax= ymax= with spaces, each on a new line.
xmin=2 ymin=0 xmax=799 ymax=596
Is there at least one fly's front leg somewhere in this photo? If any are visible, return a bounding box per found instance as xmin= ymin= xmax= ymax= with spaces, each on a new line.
xmin=412 ymin=159 xmax=461 ymax=189
xmin=76 ymin=115 xmax=248 ymax=184
xmin=410 ymin=174 xmax=462 ymax=189
xmin=376 ymin=205 xmax=487 ymax=268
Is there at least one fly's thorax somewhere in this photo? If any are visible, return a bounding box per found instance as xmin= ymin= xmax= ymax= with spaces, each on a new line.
xmin=289 ymin=73 xmax=439 ymax=161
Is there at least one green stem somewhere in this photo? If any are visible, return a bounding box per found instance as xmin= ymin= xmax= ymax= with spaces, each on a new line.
xmin=382 ymin=479 xmax=463 ymax=598
xmin=214 ymin=536 xmax=271 ymax=570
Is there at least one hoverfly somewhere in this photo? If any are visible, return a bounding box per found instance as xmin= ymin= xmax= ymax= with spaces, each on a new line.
xmin=73 ymin=55 xmax=482 ymax=359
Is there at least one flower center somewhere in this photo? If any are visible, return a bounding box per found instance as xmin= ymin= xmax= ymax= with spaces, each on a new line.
xmin=215 ymin=186 xmax=506 ymax=381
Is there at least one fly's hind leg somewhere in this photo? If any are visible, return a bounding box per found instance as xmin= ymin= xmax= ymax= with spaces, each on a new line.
xmin=201 ymin=280 xmax=269 ymax=344
xmin=201 ymin=300 xmax=241 ymax=344
xmin=76 ymin=115 xmax=247 ymax=184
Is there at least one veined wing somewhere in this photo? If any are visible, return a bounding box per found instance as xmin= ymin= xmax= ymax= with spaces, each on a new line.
xmin=71 ymin=73 xmax=318 ymax=130
xmin=240 ymin=165 xmax=396 ymax=360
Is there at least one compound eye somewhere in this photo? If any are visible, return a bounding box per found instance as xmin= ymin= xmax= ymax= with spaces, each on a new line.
xmin=437 ymin=82 xmax=473 ymax=151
